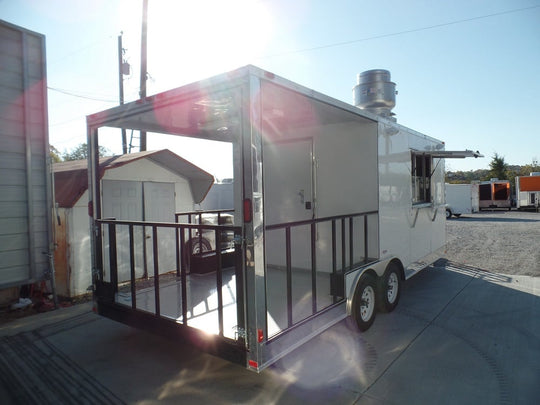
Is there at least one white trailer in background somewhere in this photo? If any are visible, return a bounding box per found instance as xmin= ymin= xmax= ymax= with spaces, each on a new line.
xmin=87 ymin=66 xmax=481 ymax=372
xmin=515 ymin=173 xmax=540 ymax=210
xmin=445 ymin=183 xmax=479 ymax=218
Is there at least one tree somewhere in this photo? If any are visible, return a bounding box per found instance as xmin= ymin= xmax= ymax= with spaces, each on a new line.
xmin=488 ymin=153 xmax=508 ymax=180
xmin=50 ymin=145 xmax=62 ymax=163
xmin=62 ymin=143 xmax=110 ymax=161
xmin=518 ymin=158 xmax=540 ymax=176
xmin=445 ymin=159 xmax=540 ymax=186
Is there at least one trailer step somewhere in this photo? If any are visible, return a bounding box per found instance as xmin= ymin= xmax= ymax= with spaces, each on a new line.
xmin=405 ymin=262 xmax=437 ymax=280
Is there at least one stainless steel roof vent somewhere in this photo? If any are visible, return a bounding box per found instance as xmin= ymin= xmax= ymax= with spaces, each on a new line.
xmin=353 ymin=69 xmax=397 ymax=120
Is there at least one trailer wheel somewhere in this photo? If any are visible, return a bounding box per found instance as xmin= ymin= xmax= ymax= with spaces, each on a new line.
xmin=377 ymin=262 xmax=402 ymax=313
xmin=187 ymin=237 xmax=212 ymax=255
xmin=183 ymin=237 xmax=212 ymax=270
xmin=351 ymin=273 xmax=377 ymax=331
xmin=445 ymin=209 xmax=452 ymax=219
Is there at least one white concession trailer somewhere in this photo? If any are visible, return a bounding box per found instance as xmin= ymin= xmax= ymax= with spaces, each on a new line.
xmin=87 ymin=66 xmax=481 ymax=371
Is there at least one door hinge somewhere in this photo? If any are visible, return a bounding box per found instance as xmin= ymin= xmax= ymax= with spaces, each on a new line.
xmin=234 ymin=326 xmax=247 ymax=340
xmin=233 ymin=235 xmax=244 ymax=246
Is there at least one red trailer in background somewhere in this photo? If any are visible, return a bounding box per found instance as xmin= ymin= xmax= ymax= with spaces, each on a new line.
xmin=478 ymin=179 xmax=511 ymax=210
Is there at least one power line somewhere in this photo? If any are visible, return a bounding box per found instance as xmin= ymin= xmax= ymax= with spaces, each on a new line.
xmin=47 ymin=86 xmax=118 ymax=103
xmin=259 ymin=4 xmax=540 ymax=59
xmin=49 ymin=115 xmax=84 ymax=127
xmin=47 ymin=34 xmax=115 ymax=66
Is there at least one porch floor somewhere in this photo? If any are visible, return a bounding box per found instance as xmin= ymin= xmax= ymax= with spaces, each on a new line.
xmin=115 ymin=266 xmax=337 ymax=340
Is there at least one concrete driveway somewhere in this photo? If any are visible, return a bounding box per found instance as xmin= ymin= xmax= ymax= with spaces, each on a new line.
xmin=1 ymin=260 xmax=539 ymax=404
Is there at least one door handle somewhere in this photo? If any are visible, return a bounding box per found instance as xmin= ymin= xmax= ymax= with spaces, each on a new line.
xmin=298 ymin=189 xmax=305 ymax=204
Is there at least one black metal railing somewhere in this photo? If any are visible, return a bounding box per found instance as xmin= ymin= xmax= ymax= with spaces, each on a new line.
xmin=96 ymin=218 xmax=242 ymax=340
xmin=265 ymin=210 xmax=378 ymax=330
xmin=175 ymin=209 xmax=234 ymax=225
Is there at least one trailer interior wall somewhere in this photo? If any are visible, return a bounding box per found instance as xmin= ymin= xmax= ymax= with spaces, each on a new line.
xmin=0 ymin=20 xmax=52 ymax=289
xmin=262 ymin=80 xmax=379 ymax=273
xmin=260 ymin=80 xmax=380 ymax=340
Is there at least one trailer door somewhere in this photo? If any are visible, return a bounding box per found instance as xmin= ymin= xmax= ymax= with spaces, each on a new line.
xmin=263 ymin=138 xmax=316 ymax=335
xmin=264 ymin=139 xmax=314 ymax=225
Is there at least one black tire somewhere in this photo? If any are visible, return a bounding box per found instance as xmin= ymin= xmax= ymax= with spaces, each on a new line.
xmin=183 ymin=237 xmax=212 ymax=270
xmin=187 ymin=237 xmax=212 ymax=254
xmin=446 ymin=209 xmax=452 ymax=219
xmin=377 ymin=262 xmax=402 ymax=313
xmin=351 ymin=273 xmax=377 ymax=331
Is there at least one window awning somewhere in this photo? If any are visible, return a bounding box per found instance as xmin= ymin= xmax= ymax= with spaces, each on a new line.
xmin=417 ymin=150 xmax=484 ymax=159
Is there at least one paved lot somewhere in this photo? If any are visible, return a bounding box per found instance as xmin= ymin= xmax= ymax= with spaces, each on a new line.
xmin=1 ymin=259 xmax=538 ymax=404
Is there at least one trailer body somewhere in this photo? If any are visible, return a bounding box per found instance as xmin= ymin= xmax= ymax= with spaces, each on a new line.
xmin=515 ymin=173 xmax=540 ymax=210
xmin=0 ymin=20 xmax=54 ymax=296
xmin=445 ymin=183 xmax=479 ymax=218
xmin=478 ymin=179 xmax=511 ymax=210
xmin=87 ymin=65 xmax=477 ymax=371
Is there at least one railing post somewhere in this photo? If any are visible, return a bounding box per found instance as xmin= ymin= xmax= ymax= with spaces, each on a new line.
xmin=216 ymin=229 xmax=224 ymax=336
xmin=349 ymin=217 xmax=354 ymax=270
xmin=152 ymin=225 xmax=160 ymax=316
xmin=129 ymin=224 xmax=136 ymax=309
xmin=175 ymin=216 xmax=180 ymax=277
xmin=331 ymin=220 xmax=337 ymax=274
xmin=234 ymin=229 xmax=245 ymax=345
xmin=341 ymin=218 xmax=346 ymax=271
xmin=108 ymin=223 xmax=118 ymax=292
xmin=364 ymin=215 xmax=369 ymax=264
xmin=286 ymin=226 xmax=293 ymax=327
xmin=180 ymin=225 xmax=188 ymax=325
xmin=310 ymin=223 xmax=317 ymax=314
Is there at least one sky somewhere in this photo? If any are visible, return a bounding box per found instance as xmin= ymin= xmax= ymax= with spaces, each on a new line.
xmin=1 ymin=0 xmax=539 ymax=178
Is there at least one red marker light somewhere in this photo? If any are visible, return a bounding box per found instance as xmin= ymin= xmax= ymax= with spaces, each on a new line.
xmin=243 ymin=199 xmax=252 ymax=223
xmin=257 ymin=329 xmax=264 ymax=343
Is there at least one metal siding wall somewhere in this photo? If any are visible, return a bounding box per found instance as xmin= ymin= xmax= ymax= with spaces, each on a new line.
xmin=377 ymin=123 xmax=411 ymax=266
xmin=0 ymin=21 xmax=51 ymax=288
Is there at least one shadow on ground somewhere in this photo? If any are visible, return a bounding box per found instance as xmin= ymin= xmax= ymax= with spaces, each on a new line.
xmin=1 ymin=261 xmax=539 ymax=404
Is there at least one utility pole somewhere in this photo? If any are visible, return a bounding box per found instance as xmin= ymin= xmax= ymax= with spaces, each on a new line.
xmin=139 ymin=0 xmax=148 ymax=151
xmin=118 ymin=32 xmax=128 ymax=154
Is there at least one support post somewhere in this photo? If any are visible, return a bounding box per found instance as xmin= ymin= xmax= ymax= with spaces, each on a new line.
xmin=139 ymin=0 xmax=148 ymax=151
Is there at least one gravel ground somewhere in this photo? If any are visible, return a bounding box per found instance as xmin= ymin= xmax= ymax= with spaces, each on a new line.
xmin=443 ymin=210 xmax=540 ymax=277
